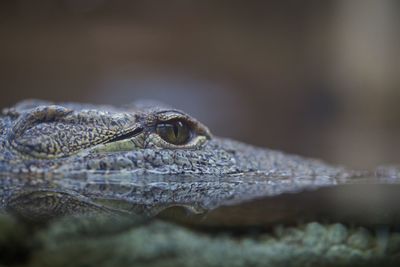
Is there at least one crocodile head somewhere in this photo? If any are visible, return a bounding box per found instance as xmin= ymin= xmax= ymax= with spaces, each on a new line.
xmin=0 ymin=99 xmax=345 ymax=178
xmin=0 ymin=99 xmax=360 ymax=221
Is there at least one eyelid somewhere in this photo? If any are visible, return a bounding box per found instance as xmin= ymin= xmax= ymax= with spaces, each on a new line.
xmin=155 ymin=111 xmax=189 ymax=123
xmin=147 ymin=133 xmax=207 ymax=149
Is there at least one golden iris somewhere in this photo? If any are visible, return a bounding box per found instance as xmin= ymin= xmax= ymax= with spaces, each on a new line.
xmin=156 ymin=120 xmax=191 ymax=145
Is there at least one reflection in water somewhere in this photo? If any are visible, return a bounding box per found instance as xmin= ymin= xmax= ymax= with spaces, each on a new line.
xmin=2 ymin=171 xmax=400 ymax=226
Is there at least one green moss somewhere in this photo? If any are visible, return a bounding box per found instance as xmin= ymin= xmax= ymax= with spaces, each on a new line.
xmin=0 ymin=214 xmax=398 ymax=267
xmin=28 ymin=217 xmax=394 ymax=267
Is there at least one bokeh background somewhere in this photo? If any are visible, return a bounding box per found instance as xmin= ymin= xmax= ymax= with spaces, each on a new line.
xmin=0 ymin=0 xmax=399 ymax=169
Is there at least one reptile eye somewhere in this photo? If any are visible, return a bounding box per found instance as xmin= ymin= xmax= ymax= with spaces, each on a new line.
xmin=156 ymin=120 xmax=191 ymax=145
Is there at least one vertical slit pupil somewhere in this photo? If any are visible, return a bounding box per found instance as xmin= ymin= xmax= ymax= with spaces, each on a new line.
xmin=173 ymin=122 xmax=180 ymax=137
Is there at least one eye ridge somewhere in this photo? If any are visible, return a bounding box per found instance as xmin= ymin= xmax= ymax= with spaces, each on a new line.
xmin=156 ymin=119 xmax=192 ymax=145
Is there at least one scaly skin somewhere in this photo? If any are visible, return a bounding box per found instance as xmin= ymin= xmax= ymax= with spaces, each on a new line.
xmin=0 ymin=99 xmax=399 ymax=266
xmin=0 ymin=99 xmax=355 ymax=214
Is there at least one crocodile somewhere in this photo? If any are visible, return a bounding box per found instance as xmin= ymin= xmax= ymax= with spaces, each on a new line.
xmin=0 ymin=99 xmax=399 ymax=266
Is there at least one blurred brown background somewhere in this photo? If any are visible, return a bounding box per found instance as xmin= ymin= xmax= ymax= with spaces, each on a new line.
xmin=0 ymin=0 xmax=399 ymax=169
